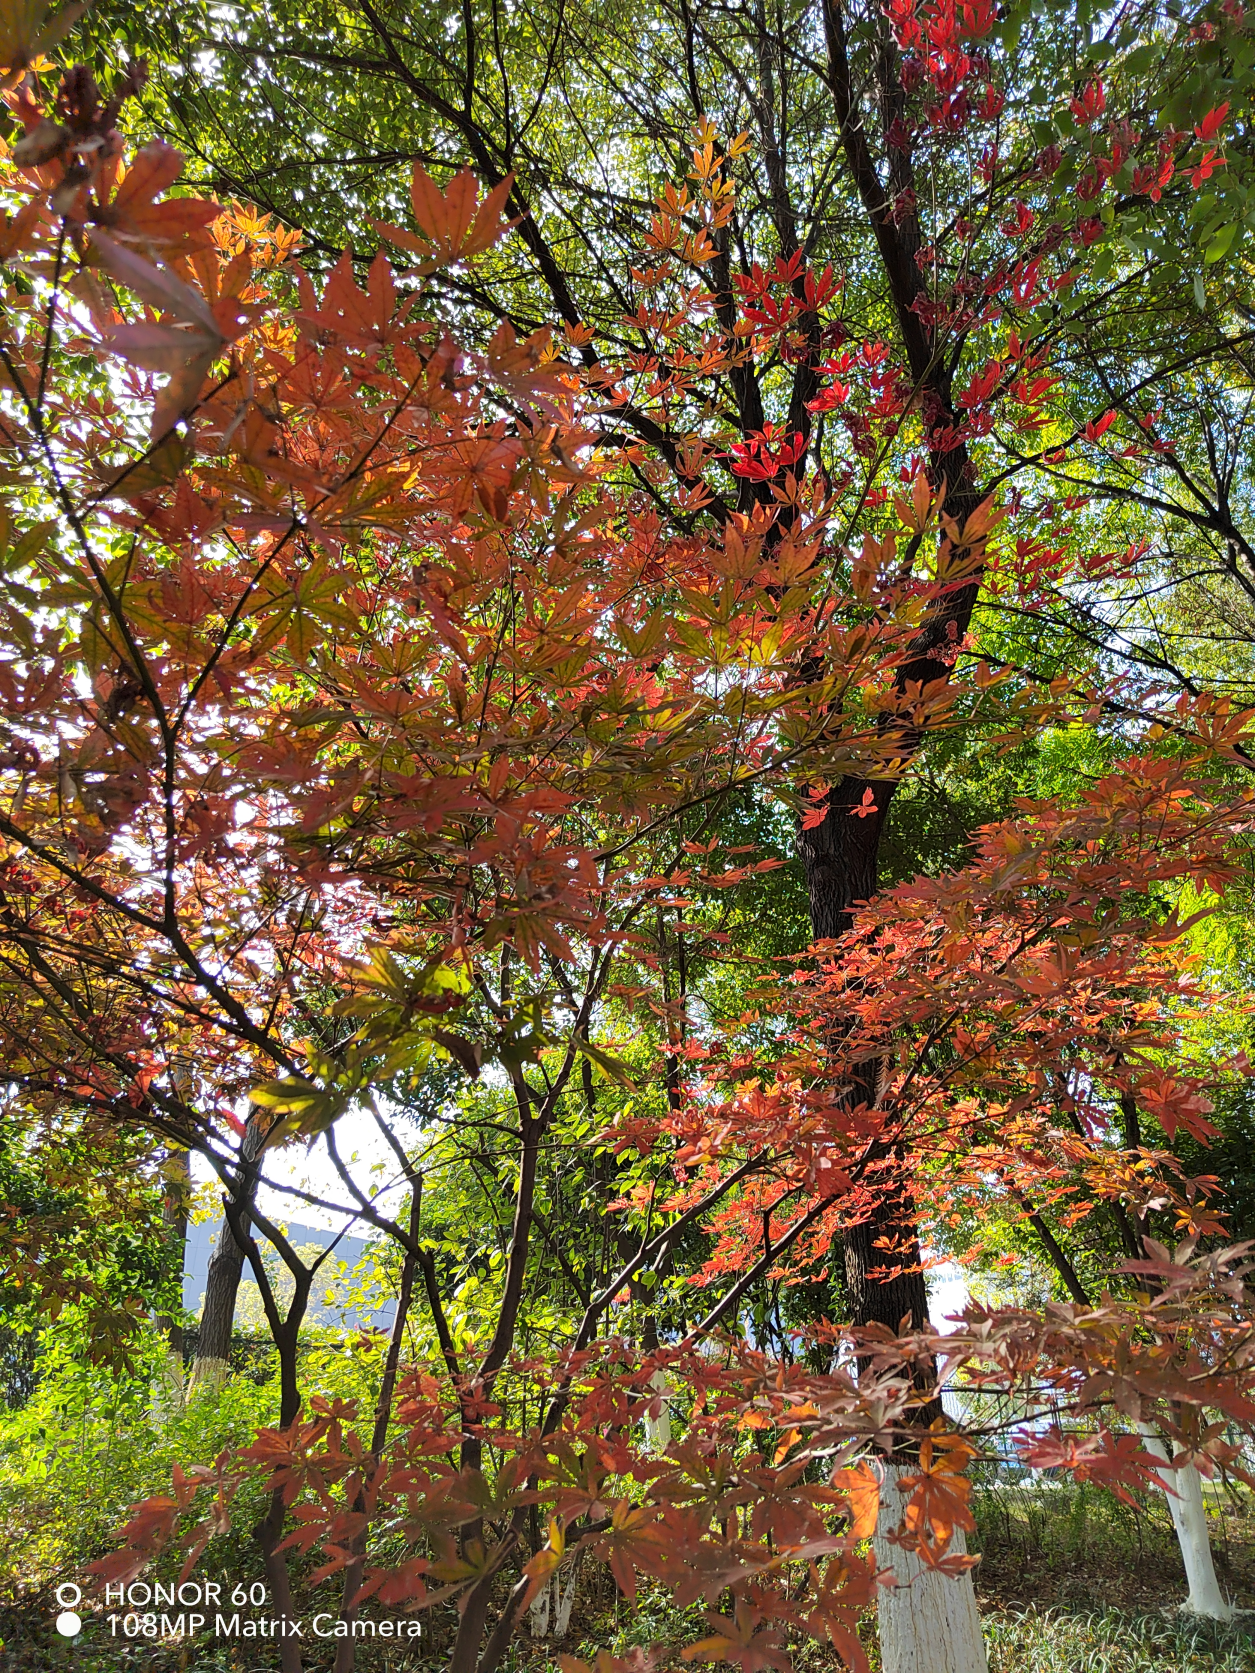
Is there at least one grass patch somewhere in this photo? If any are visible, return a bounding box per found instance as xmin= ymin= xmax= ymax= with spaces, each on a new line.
xmin=983 ymin=1606 xmax=1255 ymax=1672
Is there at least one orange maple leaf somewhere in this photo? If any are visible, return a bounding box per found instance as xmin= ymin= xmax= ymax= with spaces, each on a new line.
xmin=374 ymin=165 xmax=517 ymax=268
xmin=831 ymin=1461 xmax=880 ymax=1539
xmin=93 ymin=141 xmax=220 ymax=248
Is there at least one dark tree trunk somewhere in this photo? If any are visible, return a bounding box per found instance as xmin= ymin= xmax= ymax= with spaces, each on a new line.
xmin=800 ymin=788 xmax=940 ymax=1428
xmin=333 ymin=1184 xmax=422 ymax=1673
xmin=257 ymin=1481 xmax=305 ymax=1673
xmin=196 ymin=1219 xmax=246 ymax=1363
xmin=842 ymin=1215 xmax=929 ymax=1335
xmin=232 ymin=1198 xmax=313 ymax=1673
xmin=802 ymin=0 xmax=987 ymax=1433
xmin=192 ymin=1114 xmax=264 ymax=1379
xmin=792 ymin=731 xmax=982 ymax=1396
xmin=796 ymin=779 xmax=890 ymax=941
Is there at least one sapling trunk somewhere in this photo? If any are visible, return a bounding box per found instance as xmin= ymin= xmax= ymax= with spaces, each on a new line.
xmin=527 ymin=1544 xmax=584 ymax=1642
xmin=257 ymin=1481 xmax=305 ymax=1673
xmin=233 ymin=1199 xmax=317 ymax=1672
xmin=154 ymin=1144 xmax=189 ymax=1383
xmin=552 ymin=1546 xmax=583 ymax=1640
xmin=447 ymin=1089 xmax=556 ymax=1673
xmin=1138 ymin=1424 xmax=1233 ymax=1618
xmin=1026 ymin=1205 xmax=1231 ymax=1623
xmin=527 ymin=1577 xmax=552 ymax=1639
xmin=333 ymin=1185 xmax=421 ymax=1673
xmin=643 ymin=1368 xmax=672 ymax=1453
xmin=152 ymin=1147 xmax=188 ymax=1423
xmin=252 ymin=1311 xmax=308 ymax=1673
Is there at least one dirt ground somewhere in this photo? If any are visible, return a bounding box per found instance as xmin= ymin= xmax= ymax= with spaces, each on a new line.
xmin=970 ymin=1480 xmax=1255 ymax=1613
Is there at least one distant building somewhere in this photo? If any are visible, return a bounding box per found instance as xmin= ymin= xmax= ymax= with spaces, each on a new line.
xmin=184 ymin=1219 xmax=397 ymax=1333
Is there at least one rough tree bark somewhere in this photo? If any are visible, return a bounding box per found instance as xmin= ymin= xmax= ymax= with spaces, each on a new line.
xmin=795 ymin=6 xmax=990 ymax=1664
xmin=799 ymin=779 xmax=987 ymax=1673
xmin=872 ymin=1465 xmax=986 ymax=1673
xmin=189 ymin=1113 xmax=265 ymax=1392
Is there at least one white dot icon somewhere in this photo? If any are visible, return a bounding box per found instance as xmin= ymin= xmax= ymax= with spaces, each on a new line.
xmin=55 ymin=1610 xmax=82 ymax=1637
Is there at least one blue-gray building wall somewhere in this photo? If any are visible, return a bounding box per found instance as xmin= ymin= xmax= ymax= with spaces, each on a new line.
xmin=183 ymin=1218 xmax=397 ymax=1331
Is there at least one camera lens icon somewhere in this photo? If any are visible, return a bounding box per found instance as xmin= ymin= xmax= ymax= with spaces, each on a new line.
xmin=54 ymin=1586 xmax=82 ymax=1637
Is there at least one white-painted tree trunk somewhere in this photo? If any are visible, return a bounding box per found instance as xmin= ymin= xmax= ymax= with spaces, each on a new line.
xmin=643 ymin=1368 xmax=672 ymax=1453
xmin=528 ymin=1578 xmax=551 ymax=1638
xmin=553 ymin=1550 xmax=581 ymax=1639
xmin=152 ymin=1346 xmax=185 ymax=1428
xmin=527 ymin=1549 xmax=582 ymax=1641
xmin=187 ymin=1354 xmax=230 ymax=1397
xmin=874 ymin=1463 xmax=987 ymax=1673
xmin=1138 ymin=1424 xmax=1233 ymax=1618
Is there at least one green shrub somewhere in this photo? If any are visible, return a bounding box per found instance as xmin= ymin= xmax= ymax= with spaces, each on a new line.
xmin=0 ymin=1327 xmax=276 ymax=1599
xmin=0 ymin=1319 xmax=396 ymax=1604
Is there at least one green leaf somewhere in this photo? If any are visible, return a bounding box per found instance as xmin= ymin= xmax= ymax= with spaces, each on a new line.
xmin=1204 ymin=222 xmax=1240 ymax=264
xmin=575 ymin=1037 xmax=638 ymax=1089
xmin=615 ymin=605 xmax=668 ymax=659
xmin=250 ymin=1076 xmax=326 ymax=1112
xmin=250 ymin=1076 xmax=350 ymax=1141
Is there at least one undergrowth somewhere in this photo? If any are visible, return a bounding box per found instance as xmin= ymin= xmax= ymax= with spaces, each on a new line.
xmin=983 ymin=1606 xmax=1255 ymax=1672
xmin=4 ymin=1346 xmax=1255 ymax=1673
xmin=971 ymin=1476 xmax=1255 ymax=1612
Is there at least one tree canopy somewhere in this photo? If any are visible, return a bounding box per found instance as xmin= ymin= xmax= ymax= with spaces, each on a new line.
xmin=4 ymin=2 xmax=1255 ymax=1670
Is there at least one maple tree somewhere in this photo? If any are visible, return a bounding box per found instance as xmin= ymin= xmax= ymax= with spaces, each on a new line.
xmin=4 ymin=6 xmax=1255 ymax=1673
xmin=0 ymin=36 xmax=981 ymax=1671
